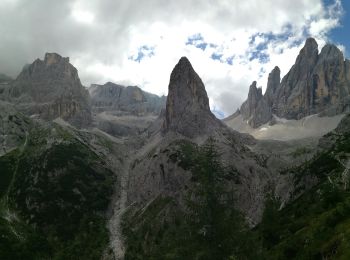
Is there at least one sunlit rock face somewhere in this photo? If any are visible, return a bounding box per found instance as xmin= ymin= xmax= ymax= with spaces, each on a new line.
xmin=8 ymin=53 xmax=91 ymax=127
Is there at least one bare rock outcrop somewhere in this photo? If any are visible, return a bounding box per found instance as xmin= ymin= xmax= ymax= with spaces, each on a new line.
xmin=265 ymin=66 xmax=281 ymax=107
xmin=89 ymin=82 xmax=166 ymax=116
xmin=162 ymin=57 xmax=224 ymax=137
xmin=8 ymin=53 xmax=91 ymax=127
xmin=239 ymin=81 xmax=272 ymax=128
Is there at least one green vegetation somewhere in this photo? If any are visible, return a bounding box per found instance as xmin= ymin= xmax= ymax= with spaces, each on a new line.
xmin=0 ymin=214 xmax=51 ymax=260
xmin=290 ymin=146 xmax=312 ymax=158
xmin=258 ymin=175 xmax=350 ymax=259
xmin=123 ymin=138 xmax=257 ymax=259
xmin=123 ymin=117 xmax=350 ymax=259
xmin=0 ymin=149 xmax=19 ymax=197
xmin=0 ymin=123 xmax=117 ymax=259
xmin=257 ymin=122 xmax=350 ymax=259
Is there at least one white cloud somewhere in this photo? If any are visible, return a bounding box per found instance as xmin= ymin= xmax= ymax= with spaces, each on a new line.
xmin=0 ymin=0 xmax=344 ymax=117
xmin=71 ymin=10 xmax=95 ymax=24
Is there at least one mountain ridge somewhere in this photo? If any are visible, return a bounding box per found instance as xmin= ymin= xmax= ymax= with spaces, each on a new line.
xmin=230 ymin=38 xmax=350 ymax=128
xmin=89 ymin=81 xmax=166 ymax=116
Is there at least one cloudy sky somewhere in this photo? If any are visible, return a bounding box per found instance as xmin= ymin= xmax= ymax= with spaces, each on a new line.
xmin=0 ymin=0 xmax=349 ymax=118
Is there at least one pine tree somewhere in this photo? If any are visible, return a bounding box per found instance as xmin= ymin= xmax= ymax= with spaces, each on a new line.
xmin=185 ymin=137 xmax=256 ymax=259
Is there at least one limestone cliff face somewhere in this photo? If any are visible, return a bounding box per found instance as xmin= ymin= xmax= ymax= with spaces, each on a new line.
xmin=234 ymin=38 xmax=350 ymax=128
xmin=311 ymin=45 xmax=350 ymax=114
xmin=9 ymin=53 xmax=91 ymax=127
xmin=240 ymin=81 xmax=262 ymax=118
xmin=346 ymin=59 xmax=350 ymax=81
xmin=274 ymin=38 xmax=349 ymax=119
xmin=89 ymin=82 xmax=165 ymax=115
xmin=162 ymin=57 xmax=224 ymax=137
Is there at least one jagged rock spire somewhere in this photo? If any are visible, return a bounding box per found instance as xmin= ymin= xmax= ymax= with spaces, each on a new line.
xmin=240 ymin=81 xmax=262 ymax=119
xmin=265 ymin=66 xmax=280 ymax=106
xmin=162 ymin=57 xmax=223 ymax=137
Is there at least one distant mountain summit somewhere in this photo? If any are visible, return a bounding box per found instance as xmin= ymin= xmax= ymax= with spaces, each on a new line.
xmin=231 ymin=38 xmax=350 ymax=128
xmin=162 ymin=57 xmax=224 ymax=137
xmin=89 ymin=82 xmax=165 ymax=115
xmin=0 ymin=73 xmax=12 ymax=84
xmin=8 ymin=53 xmax=91 ymax=127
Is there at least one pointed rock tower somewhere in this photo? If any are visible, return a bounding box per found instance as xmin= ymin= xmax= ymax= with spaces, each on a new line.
xmin=162 ymin=57 xmax=223 ymax=137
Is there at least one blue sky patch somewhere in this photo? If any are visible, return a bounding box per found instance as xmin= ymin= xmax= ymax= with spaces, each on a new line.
xmin=249 ymin=51 xmax=270 ymax=63
xmin=325 ymin=0 xmax=349 ymax=57
xmin=196 ymin=42 xmax=208 ymax=50
xmin=226 ymin=56 xmax=234 ymax=65
xmin=211 ymin=108 xmax=225 ymax=119
xmin=211 ymin=53 xmax=223 ymax=61
xmin=129 ymin=45 xmax=155 ymax=63
xmin=186 ymin=34 xmax=209 ymax=50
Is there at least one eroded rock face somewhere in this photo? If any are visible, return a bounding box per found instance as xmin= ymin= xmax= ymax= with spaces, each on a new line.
xmin=8 ymin=53 xmax=91 ymax=127
xmin=345 ymin=59 xmax=350 ymax=81
xmin=89 ymin=82 xmax=166 ymax=115
xmin=162 ymin=57 xmax=224 ymax=137
xmin=240 ymin=81 xmax=261 ymax=118
xmin=265 ymin=66 xmax=281 ymax=107
xmin=233 ymin=38 xmax=350 ymax=128
xmin=240 ymin=81 xmax=272 ymax=128
xmin=275 ymin=39 xmax=348 ymax=119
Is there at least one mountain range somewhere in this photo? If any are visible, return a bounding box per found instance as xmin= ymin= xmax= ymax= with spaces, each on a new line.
xmin=0 ymin=37 xmax=350 ymax=259
xmin=227 ymin=38 xmax=350 ymax=128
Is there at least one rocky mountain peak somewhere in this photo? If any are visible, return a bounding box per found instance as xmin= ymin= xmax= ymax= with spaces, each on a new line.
xmin=171 ymin=57 xmax=194 ymax=76
xmin=168 ymin=56 xmax=210 ymax=111
xmin=298 ymin=37 xmax=318 ymax=61
xmin=291 ymin=37 xmax=319 ymax=76
xmin=240 ymin=81 xmax=262 ymax=118
xmin=162 ymin=57 xmax=222 ymax=137
xmin=303 ymin=37 xmax=319 ymax=55
xmin=318 ymin=44 xmax=344 ymax=63
xmin=44 ymin=52 xmax=69 ymax=66
xmin=248 ymin=81 xmax=262 ymax=99
xmin=9 ymin=53 xmax=91 ymax=127
xmin=16 ymin=53 xmax=79 ymax=84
